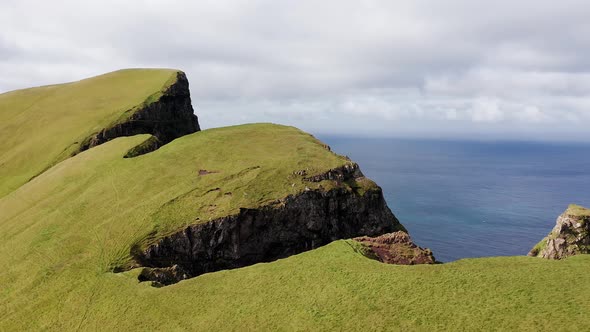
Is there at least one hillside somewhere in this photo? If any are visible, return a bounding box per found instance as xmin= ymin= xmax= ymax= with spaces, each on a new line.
xmin=0 ymin=69 xmax=199 ymax=198
xmin=1 ymin=70 xmax=589 ymax=331
xmin=0 ymin=122 xmax=403 ymax=328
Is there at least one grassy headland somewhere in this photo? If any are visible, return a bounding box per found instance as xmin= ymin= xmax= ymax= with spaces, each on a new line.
xmin=0 ymin=69 xmax=179 ymax=198
xmin=1 ymin=70 xmax=589 ymax=331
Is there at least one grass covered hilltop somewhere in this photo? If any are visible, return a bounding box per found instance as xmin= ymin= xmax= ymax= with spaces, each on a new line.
xmin=1 ymin=69 xmax=589 ymax=331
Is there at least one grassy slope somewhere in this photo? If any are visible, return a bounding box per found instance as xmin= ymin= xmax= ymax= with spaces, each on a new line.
xmin=0 ymin=68 xmax=179 ymax=198
xmin=0 ymin=124 xmax=589 ymax=331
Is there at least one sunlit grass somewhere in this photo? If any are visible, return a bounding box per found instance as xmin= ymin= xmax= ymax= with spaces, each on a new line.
xmin=1 ymin=124 xmax=588 ymax=331
xmin=566 ymin=204 xmax=590 ymax=217
xmin=0 ymin=68 xmax=179 ymax=198
xmin=1 ymin=70 xmax=589 ymax=331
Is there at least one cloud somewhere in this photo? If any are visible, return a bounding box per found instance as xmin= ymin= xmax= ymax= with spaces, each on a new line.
xmin=0 ymin=0 xmax=589 ymax=141
xmin=470 ymin=98 xmax=504 ymax=123
xmin=516 ymin=106 xmax=549 ymax=123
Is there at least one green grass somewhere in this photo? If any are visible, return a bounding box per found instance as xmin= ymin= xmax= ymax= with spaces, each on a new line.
xmin=2 ymin=70 xmax=590 ymax=331
xmin=566 ymin=204 xmax=590 ymax=217
xmin=0 ymin=68 xmax=180 ymax=198
xmin=1 ymin=124 xmax=589 ymax=331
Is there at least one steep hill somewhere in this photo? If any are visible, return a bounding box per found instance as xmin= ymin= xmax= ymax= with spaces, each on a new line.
xmin=0 ymin=122 xmax=408 ymax=327
xmin=0 ymin=69 xmax=199 ymax=198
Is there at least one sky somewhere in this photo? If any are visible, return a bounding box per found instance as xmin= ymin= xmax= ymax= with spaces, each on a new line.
xmin=1 ymin=0 xmax=589 ymax=141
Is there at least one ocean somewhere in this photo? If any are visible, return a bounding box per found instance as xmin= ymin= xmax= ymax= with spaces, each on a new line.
xmin=319 ymin=137 xmax=590 ymax=262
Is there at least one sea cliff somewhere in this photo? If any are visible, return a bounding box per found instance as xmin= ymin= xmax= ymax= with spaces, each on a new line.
xmin=529 ymin=204 xmax=590 ymax=259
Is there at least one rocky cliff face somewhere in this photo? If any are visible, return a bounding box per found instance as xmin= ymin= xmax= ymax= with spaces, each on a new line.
xmin=79 ymin=71 xmax=200 ymax=154
xmin=353 ymin=231 xmax=436 ymax=265
xmin=129 ymin=167 xmax=405 ymax=286
xmin=528 ymin=204 xmax=590 ymax=259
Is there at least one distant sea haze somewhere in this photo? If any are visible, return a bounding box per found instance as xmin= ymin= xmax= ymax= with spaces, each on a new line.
xmin=320 ymin=137 xmax=590 ymax=262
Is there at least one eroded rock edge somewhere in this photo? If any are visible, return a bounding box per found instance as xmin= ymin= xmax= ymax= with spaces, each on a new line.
xmin=126 ymin=170 xmax=403 ymax=286
xmin=78 ymin=71 xmax=200 ymax=157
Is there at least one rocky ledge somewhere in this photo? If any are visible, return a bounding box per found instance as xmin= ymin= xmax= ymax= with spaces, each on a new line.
xmin=78 ymin=71 xmax=200 ymax=155
xmin=353 ymin=231 xmax=436 ymax=265
xmin=528 ymin=204 xmax=590 ymax=259
xmin=127 ymin=167 xmax=407 ymax=286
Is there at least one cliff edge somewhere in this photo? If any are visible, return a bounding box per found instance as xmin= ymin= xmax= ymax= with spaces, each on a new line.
xmin=0 ymin=69 xmax=200 ymax=197
xmin=129 ymin=163 xmax=408 ymax=286
xmin=528 ymin=204 xmax=590 ymax=259
xmin=78 ymin=71 xmax=200 ymax=153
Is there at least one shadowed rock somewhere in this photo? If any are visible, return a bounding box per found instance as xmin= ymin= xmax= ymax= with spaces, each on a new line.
xmin=128 ymin=172 xmax=405 ymax=286
xmin=138 ymin=265 xmax=190 ymax=287
xmin=78 ymin=71 xmax=200 ymax=156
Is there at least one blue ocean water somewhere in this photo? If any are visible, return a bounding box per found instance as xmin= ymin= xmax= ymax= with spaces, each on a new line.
xmin=319 ymin=137 xmax=590 ymax=262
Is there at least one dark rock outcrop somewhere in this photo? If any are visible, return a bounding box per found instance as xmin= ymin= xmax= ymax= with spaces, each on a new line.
xmin=353 ymin=231 xmax=436 ymax=265
xmin=528 ymin=204 xmax=590 ymax=259
xmin=303 ymin=163 xmax=363 ymax=183
xmin=78 ymin=71 xmax=200 ymax=155
xmin=131 ymin=184 xmax=404 ymax=286
xmin=123 ymin=135 xmax=161 ymax=158
xmin=138 ymin=265 xmax=190 ymax=287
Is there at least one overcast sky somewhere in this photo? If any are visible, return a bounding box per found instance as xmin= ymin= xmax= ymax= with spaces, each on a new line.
xmin=1 ymin=0 xmax=589 ymax=141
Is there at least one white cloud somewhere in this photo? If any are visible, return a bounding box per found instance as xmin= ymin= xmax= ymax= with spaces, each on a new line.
xmin=470 ymin=98 xmax=504 ymax=123
xmin=516 ymin=106 xmax=549 ymax=123
xmin=0 ymin=0 xmax=589 ymax=141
